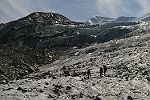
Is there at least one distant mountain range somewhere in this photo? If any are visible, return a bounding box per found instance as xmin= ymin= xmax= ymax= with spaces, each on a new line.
xmin=0 ymin=12 xmax=136 ymax=48
xmin=85 ymin=13 xmax=150 ymax=25
xmin=136 ymin=13 xmax=150 ymax=21
xmin=85 ymin=16 xmax=115 ymax=25
xmin=1 ymin=11 xmax=150 ymax=49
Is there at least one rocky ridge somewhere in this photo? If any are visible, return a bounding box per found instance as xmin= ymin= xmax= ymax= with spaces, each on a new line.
xmin=0 ymin=12 xmax=83 ymax=44
xmin=0 ymin=44 xmax=59 ymax=84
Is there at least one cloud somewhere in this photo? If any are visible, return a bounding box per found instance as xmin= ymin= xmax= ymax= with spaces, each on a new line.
xmin=0 ymin=0 xmax=51 ymax=23
xmin=0 ymin=0 xmax=33 ymax=23
xmin=0 ymin=0 xmax=63 ymax=23
xmin=136 ymin=0 xmax=150 ymax=16
xmin=96 ymin=0 xmax=150 ymax=18
xmin=1 ymin=0 xmax=150 ymax=23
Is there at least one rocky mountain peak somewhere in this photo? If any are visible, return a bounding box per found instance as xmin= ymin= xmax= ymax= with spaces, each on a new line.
xmin=85 ymin=16 xmax=115 ymax=25
xmin=85 ymin=12 xmax=150 ymax=25
xmin=19 ymin=12 xmax=71 ymax=24
xmin=85 ymin=16 xmax=137 ymax=25
xmin=3 ymin=12 xmax=72 ymax=28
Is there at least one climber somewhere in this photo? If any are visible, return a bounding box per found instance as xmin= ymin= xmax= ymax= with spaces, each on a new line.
xmin=100 ymin=67 xmax=103 ymax=77
xmin=103 ymin=65 xmax=107 ymax=76
xmin=87 ymin=69 xmax=91 ymax=79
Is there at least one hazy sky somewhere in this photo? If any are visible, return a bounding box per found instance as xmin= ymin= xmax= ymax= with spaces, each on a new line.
xmin=1 ymin=0 xmax=150 ymax=23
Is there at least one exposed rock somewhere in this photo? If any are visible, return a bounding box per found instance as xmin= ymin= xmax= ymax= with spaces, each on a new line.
xmin=0 ymin=44 xmax=57 ymax=83
xmin=146 ymin=77 xmax=150 ymax=81
xmin=85 ymin=47 xmax=97 ymax=53
xmin=17 ymin=87 xmax=28 ymax=93
xmin=127 ymin=96 xmax=134 ymax=100
xmin=63 ymin=70 xmax=70 ymax=77
xmin=93 ymin=96 xmax=102 ymax=100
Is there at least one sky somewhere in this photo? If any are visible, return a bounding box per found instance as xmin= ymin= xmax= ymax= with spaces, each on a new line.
xmin=0 ymin=0 xmax=150 ymax=23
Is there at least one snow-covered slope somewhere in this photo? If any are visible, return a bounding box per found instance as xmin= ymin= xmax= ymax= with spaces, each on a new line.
xmin=115 ymin=16 xmax=136 ymax=22
xmin=85 ymin=16 xmax=115 ymax=25
xmin=85 ymin=16 xmax=136 ymax=25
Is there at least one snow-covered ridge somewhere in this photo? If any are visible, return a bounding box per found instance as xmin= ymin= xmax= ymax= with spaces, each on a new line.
xmin=85 ymin=16 xmax=136 ymax=25
xmin=136 ymin=13 xmax=150 ymax=22
xmin=85 ymin=16 xmax=115 ymax=25
xmin=115 ymin=16 xmax=136 ymax=22
xmin=85 ymin=13 xmax=150 ymax=25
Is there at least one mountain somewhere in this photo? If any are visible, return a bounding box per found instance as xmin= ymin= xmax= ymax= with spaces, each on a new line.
xmin=85 ymin=16 xmax=137 ymax=25
xmin=85 ymin=16 xmax=115 ymax=25
xmin=0 ymin=12 xmax=135 ymax=48
xmin=0 ymin=12 xmax=72 ymax=33
xmin=136 ymin=13 xmax=150 ymax=21
xmin=86 ymin=12 xmax=150 ymax=26
xmin=7 ymin=12 xmax=72 ymax=25
xmin=0 ymin=12 xmax=84 ymax=44
xmin=115 ymin=16 xmax=136 ymax=22
xmin=0 ymin=12 xmax=150 ymax=100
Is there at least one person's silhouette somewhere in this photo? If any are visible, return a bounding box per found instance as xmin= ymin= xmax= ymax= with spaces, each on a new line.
xmin=103 ymin=65 xmax=107 ymax=75
xmin=100 ymin=67 xmax=103 ymax=77
xmin=87 ymin=69 xmax=91 ymax=79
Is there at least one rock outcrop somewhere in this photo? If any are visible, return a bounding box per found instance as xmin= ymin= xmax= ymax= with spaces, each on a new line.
xmin=0 ymin=44 xmax=58 ymax=84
